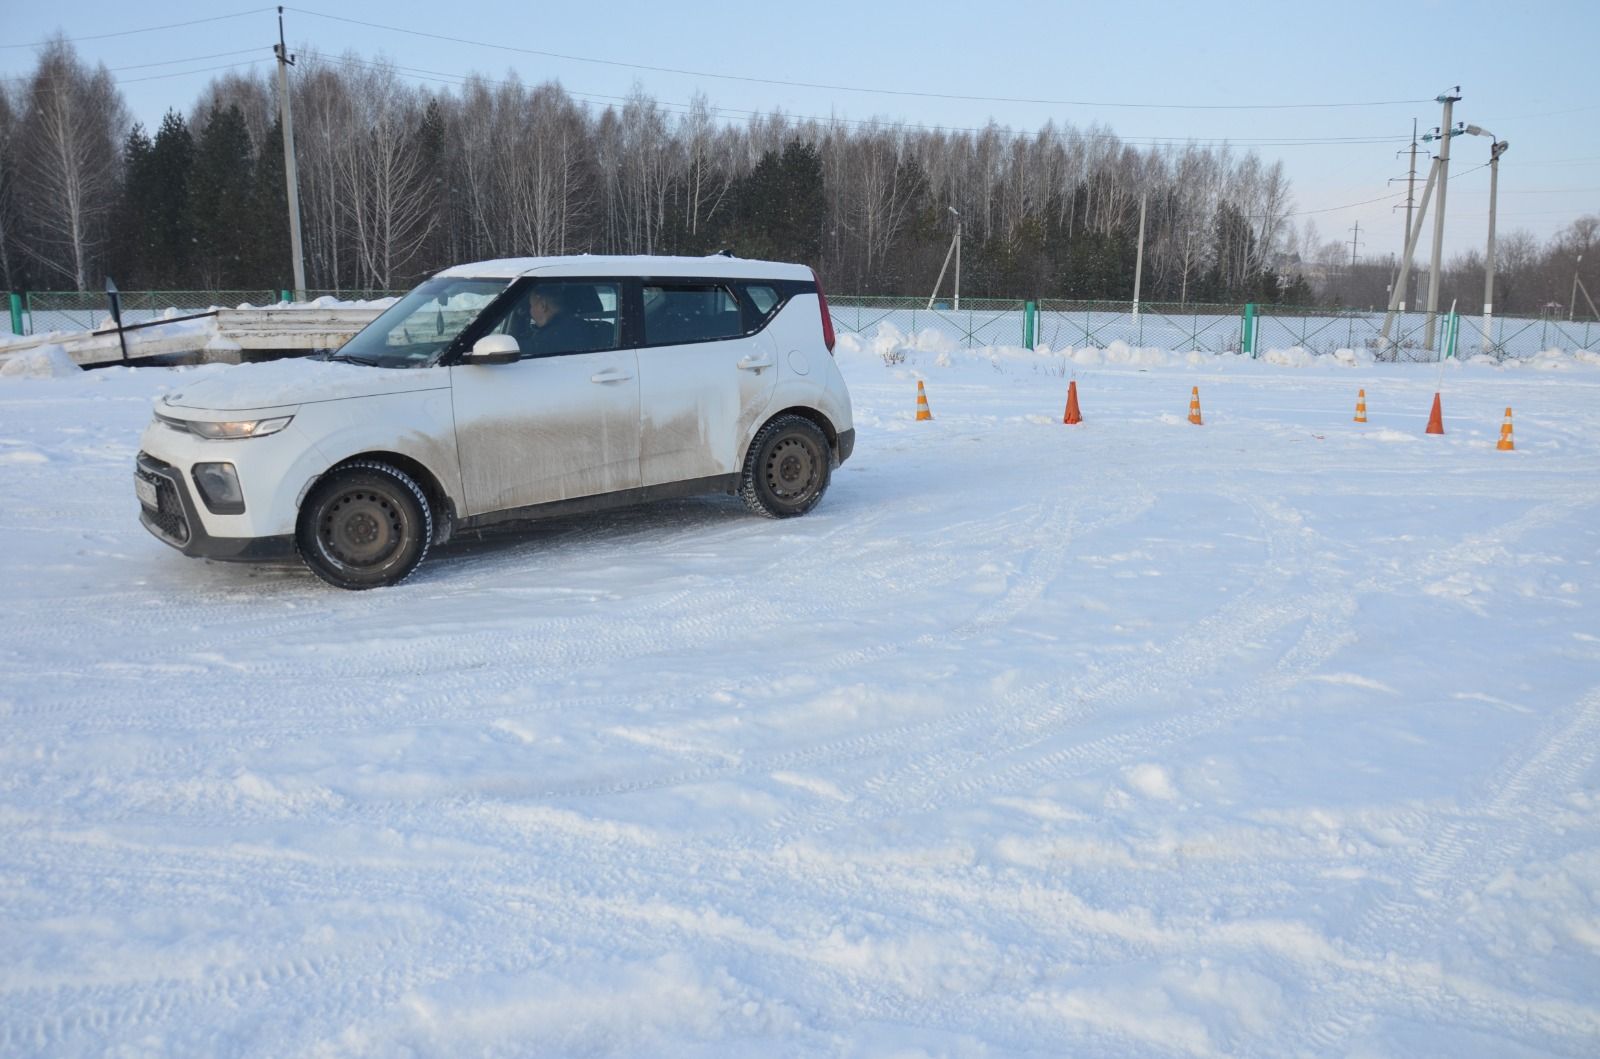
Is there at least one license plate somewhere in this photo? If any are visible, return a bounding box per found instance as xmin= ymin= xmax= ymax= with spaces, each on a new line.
xmin=135 ymin=474 xmax=159 ymax=509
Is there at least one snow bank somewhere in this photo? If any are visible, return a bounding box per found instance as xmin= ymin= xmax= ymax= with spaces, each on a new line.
xmin=837 ymin=322 xmax=1600 ymax=376
xmin=836 ymin=322 xmax=958 ymax=362
xmin=0 ymin=344 xmax=79 ymax=378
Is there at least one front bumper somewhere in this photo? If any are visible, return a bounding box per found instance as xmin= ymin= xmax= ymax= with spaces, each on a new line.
xmin=136 ymin=452 xmax=297 ymax=562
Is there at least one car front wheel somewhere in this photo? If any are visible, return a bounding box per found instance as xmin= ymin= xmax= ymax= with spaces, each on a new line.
xmin=297 ymin=460 xmax=432 ymax=589
xmin=740 ymin=414 xmax=833 ymax=518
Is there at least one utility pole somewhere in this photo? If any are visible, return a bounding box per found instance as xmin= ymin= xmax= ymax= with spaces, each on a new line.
xmin=1465 ymin=126 xmax=1508 ymax=353
xmin=952 ymin=206 xmax=962 ymax=311
xmin=1347 ymin=219 xmax=1363 ymax=270
xmin=927 ymin=206 xmax=962 ymax=311
xmin=1424 ymin=88 xmax=1461 ymax=350
xmin=1132 ymin=192 xmax=1147 ymax=321
xmin=1397 ymin=119 xmax=1419 ymax=311
xmin=1379 ymin=156 xmax=1441 ymax=351
xmin=1573 ymin=254 xmax=1585 ymax=322
xmin=275 ymin=6 xmax=307 ymax=301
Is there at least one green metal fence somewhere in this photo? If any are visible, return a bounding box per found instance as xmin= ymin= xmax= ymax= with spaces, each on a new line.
xmin=1036 ymin=301 xmax=1600 ymax=362
xmin=22 ymin=290 xmax=281 ymax=334
xmin=10 ymin=287 xmax=1600 ymax=359
xmin=1037 ymin=300 xmax=1246 ymax=355
xmin=15 ymin=289 xmax=406 ymax=335
xmin=302 ymin=289 xmax=404 ymax=304
xmin=826 ymin=296 xmax=1028 ymax=349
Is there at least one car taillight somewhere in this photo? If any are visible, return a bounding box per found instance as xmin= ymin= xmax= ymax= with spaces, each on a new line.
xmin=810 ymin=268 xmax=836 ymax=354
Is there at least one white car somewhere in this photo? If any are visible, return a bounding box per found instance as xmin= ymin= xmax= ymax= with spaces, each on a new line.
xmin=135 ymin=255 xmax=855 ymax=589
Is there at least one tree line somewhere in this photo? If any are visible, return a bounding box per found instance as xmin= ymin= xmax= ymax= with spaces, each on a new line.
xmin=1 ymin=37 xmax=1594 ymax=318
xmin=1288 ymin=214 xmax=1599 ymax=318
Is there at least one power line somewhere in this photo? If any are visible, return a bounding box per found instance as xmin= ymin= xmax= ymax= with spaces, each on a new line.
xmin=1 ymin=57 xmax=271 ymax=93
xmin=116 ymin=58 xmax=269 ymax=85
xmin=107 ymin=48 xmax=264 ymax=73
xmin=1287 ymin=189 xmax=1410 ymax=217
xmin=290 ymin=7 xmax=1433 ymax=112
xmin=312 ymin=52 xmax=1413 ymax=149
xmin=0 ymin=48 xmax=262 ymax=83
xmin=1453 ymin=187 xmax=1600 ymax=195
xmin=0 ymin=7 xmax=273 ymax=50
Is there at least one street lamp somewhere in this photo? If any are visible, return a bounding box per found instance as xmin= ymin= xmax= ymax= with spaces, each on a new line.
xmin=1465 ymin=125 xmax=1509 ymax=353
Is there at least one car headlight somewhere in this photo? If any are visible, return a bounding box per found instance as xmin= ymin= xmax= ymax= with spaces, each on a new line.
xmin=162 ymin=414 xmax=294 ymax=439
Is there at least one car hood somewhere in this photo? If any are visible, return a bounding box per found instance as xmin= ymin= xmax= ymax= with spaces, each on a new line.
xmin=160 ymin=359 xmax=450 ymax=412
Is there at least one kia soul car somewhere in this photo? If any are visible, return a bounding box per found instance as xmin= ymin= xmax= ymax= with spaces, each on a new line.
xmin=135 ymin=255 xmax=855 ymax=589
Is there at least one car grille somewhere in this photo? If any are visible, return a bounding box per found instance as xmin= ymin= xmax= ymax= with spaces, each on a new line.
xmin=137 ymin=457 xmax=190 ymax=544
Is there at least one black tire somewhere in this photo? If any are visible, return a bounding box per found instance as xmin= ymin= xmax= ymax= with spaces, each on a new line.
xmin=740 ymin=414 xmax=833 ymax=519
xmin=296 ymin=460 xmax=432 ymax=590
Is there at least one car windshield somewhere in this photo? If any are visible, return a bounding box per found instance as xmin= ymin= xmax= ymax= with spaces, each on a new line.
xmin=331 ymin=277 xmax=509 ymax=367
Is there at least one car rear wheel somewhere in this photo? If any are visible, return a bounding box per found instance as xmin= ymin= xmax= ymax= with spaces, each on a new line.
xmin=740 ymin=414 xmax=832 ymax=519
xmin=297 ymin=461 xmax=432 ymax=589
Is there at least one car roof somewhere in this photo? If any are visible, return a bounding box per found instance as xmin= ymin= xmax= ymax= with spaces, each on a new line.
xmin=433 ymin=254 xmax=814 ymax=282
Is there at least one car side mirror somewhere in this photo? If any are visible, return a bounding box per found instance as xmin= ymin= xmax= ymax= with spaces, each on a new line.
xmin=462 ymin=333 xmax=521 ymax=365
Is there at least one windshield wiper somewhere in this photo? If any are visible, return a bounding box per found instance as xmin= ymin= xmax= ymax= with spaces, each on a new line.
xmin=327 ymin=352 xmax=384 ymax=367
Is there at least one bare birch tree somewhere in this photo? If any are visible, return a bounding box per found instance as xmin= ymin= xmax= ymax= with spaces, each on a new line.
xmin=14 ymin=38 xmax=124 ymax=290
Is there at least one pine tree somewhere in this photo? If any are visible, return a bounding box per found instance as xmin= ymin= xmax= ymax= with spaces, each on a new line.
xmin=247 ymin=118 xmax=290 ymax=291
xmin=728 ymin=140 xmax=825 ymax=266
xmin=188 ymin=104 xmax=256 ymax=289
xmin=411 ymin=99 xmax=449 ymax=279
xmin=148 ymin=111 xmax=194 ymax=287
xmin=0 ymin=86 xmax=20 ymax=290
xmin=112 ymin=123 xmax=153 ymax=286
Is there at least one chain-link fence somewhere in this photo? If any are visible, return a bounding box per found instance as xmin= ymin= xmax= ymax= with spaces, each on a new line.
xmin=827 ymin=296 xmax=1028 ymax=350
xmin=1038 ymin=301 xmax=1245 ymax=355
xmin=16 ymin=289 xmax=406 ymax=335
xmin=22 ymin=290 xmax=281 ymax=335
xmin=301 ymin=289 xmax=403 ymax=304
xmin=863 ymin=297 xmax=1600 ymax=361
xmin=1460 ymin=313 xmax=1600 ymax=359
xmin=12 ymin=287 xmax=1600 ymax=360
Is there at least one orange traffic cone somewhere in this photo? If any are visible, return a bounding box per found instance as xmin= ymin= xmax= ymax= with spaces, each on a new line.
xmin=1425 ymin=392 xmax=1444 ymax=435
xmin=1063 ymin=379 xmax=1083 ymax=424
xmin=1354 ymin=389 xmax=1368 ymax=423
xmin=915 ymin=379 xmax=933 ymax=421
xmin=1187 ymin=386 xmax=1203 ymax=425
xmin=1497 ymin=407 xmax=1515 ymax=451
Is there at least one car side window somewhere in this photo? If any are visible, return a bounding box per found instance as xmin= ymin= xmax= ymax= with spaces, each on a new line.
xmin=742 ymin=284 xmax=780 ymax=317
xmin=489 ymin=280 xmax=622 ymax=358
xmin=642 ymin=283 xmax=744 ymax=347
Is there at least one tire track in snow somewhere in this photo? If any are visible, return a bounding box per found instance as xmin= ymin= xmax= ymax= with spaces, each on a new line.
xmin=1292 ymin=682 xmax=1600 ymax=1055
xmin=487 ymin=484 xmax=1158 ymax=803
xmin=761 ymin=483 xmax=1589 ymax=898
xmin=767 ymin=486 xmax=1349 ymax=835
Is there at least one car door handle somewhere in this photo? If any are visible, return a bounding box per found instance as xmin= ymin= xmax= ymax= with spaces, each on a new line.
xmin=590 ymin=369 xmax=634 ymax=383
xmin=736 ymin=355 xmax=773 ymax=372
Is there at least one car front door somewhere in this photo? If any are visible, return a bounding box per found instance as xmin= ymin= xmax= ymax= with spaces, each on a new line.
xmin=634 ymin=279 xmax=778 ymax=487
xmin=449 ymin=279 xmax=641 ymax=516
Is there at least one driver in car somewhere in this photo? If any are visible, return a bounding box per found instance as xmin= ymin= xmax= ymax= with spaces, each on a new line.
xmin=519 ymin=284 xmax=591 ymax=356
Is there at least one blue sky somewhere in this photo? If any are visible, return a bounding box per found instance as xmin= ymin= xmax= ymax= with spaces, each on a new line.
xmin=4 ymin=1 xmax=1597 ymax=263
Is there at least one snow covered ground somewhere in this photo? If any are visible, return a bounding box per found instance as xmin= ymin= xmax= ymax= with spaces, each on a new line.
xmin=2 ymin=335 xmax=1599 ymax=1057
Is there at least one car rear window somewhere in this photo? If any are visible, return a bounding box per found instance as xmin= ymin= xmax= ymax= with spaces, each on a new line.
xmin=642 ymin=283 xmax=744 ymax=346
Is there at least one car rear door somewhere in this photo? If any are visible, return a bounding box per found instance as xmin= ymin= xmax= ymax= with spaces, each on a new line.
xmin=633 ymin=279 xmax=777 ymax=488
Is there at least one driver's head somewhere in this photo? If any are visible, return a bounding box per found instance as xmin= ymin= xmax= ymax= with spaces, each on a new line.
xmin=527 ymin=286 xmax=564 ymax=328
